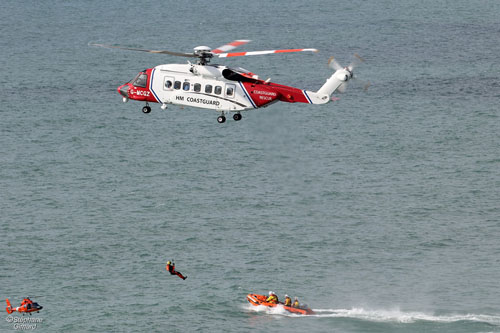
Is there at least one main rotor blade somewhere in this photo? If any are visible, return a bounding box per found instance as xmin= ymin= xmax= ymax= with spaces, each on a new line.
xmin=89 ymin=43 xmax=198 ymax=57
xmin=211 ymin=40 xmax=251 ymax=54
xmin=217 ymin=48 xmax=318 ymax=58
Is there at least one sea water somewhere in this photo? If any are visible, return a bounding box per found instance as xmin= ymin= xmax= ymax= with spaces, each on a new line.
xmin=1 ymin=0 xmax=499 ymax=332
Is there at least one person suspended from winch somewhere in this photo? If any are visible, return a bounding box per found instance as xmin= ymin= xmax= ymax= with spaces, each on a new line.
xmin=166 ymin=260 xmax=187 ymax=280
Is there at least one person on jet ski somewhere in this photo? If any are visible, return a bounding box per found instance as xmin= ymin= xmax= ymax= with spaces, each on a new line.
xmin=166 ymin=260 xmax=187 ymax=280
xmin=292 ymin=297 xmax=300 ymax=308
xmin=266 ymin=291 xmax=278 ymax=304
xmin=284 ymin=295 xmax=292 ymax=306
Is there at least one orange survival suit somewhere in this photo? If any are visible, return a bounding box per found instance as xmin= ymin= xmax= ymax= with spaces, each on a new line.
xmin=166 ymin=261 xmax=187 ymax=280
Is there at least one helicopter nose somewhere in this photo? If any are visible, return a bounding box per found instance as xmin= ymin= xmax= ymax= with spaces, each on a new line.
xmin=118 ymin=84 xmax=129 ymax=97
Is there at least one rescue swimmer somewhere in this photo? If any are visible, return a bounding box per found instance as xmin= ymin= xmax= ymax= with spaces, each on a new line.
xmin=166 ymin=260 xmax=187 ymax=280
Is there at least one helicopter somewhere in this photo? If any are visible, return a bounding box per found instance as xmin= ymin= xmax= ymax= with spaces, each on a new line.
xmin=5 ymin=298 xmax=43 ymax=315
xmin=91 ymin=40 xmax=365 ymax=123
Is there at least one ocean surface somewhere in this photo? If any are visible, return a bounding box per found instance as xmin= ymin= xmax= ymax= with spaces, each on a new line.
xmin=1 ymin=0 xmax=499 ymax=332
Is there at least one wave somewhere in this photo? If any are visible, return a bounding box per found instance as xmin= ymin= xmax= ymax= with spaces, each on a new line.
xmin=245 ymin=304 xmax=500 ymax=325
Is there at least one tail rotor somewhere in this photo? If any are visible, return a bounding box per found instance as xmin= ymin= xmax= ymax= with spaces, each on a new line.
xmin=328 ymin=54 xmax=369 ymax=93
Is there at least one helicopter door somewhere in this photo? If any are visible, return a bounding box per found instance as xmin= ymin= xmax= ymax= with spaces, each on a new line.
xmin=225 ymin=84 xmax=236 ymax=99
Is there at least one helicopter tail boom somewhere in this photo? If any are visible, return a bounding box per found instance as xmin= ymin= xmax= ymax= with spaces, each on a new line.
xmin=315 ymin=68 xmax=353 ymax=100
xmin=309 ymin=54 xmax=368 ymax=103
xmin=296 ymin=67 xmax=351 ymax=105
xmin=5 ymin=299 xmax=13 ymax=314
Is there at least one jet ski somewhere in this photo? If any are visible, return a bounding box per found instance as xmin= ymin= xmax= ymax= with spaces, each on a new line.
xmin=246 ymin=293 xmax=315 ymax=315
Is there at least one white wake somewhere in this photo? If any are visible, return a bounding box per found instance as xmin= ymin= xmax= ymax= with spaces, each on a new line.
xmin=244 ymin=304 xmax=500 ymax=325
xmin=310 ymin=307 xmax=500 ymax=325
xmin=244 ymin=303 xmax=290 ymax=316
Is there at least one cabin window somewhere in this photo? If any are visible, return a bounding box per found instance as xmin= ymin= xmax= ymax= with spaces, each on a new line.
xmin=214 ymin=86 xmax=222 ymax=95
xmin=183 ymin=82 xmax=190 ymax=91
xmin=226 ymin=84 xmax=235 ymax=98
xmin=174 ymin=81 xmax=181 ymax=90
xmin=194 ymin=83 xmax=201 ymax=92
xmin=205 ymin=84 xmax=213 ymax=93
xmin=132 ymin=73 xmax=147 ymax=88
xmin=163 ymin=77 xmax=174 ymax=90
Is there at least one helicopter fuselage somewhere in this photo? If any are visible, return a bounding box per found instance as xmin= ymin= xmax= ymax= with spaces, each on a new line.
xmin=118 ymin=63 xmax=325 ymax=114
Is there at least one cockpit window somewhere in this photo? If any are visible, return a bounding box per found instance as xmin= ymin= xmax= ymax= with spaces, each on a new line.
xmin=132 ymin=73 xmax=148 ymax=88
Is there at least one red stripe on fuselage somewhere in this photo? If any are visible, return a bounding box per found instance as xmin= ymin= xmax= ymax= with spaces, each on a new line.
xmin=241 ymin=81 xmax=310 ymax=107
xmin=269 ymin=82 xmax=310 ymax=103
xmin=123 ymin=68 xmax=157 ymax=103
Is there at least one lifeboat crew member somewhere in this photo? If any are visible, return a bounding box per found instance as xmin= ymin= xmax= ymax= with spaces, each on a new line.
xmin=292 ymin=297 xmax=300 ymax=308
xmin=266 ymin=291 xmax=278 ymax=304
xmin=284 ymin=295 xmax=292 ymax=306
xmin=166 ymin=260 xmax=187 ymax=280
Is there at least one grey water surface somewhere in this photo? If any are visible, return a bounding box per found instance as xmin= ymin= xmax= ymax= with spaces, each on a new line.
xmin=1 ymin=0 xmax=499 ymax=332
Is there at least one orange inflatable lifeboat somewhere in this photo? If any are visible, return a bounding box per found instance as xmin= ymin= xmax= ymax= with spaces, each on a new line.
xmin=246 ymin=293 xmax=315 ymax=315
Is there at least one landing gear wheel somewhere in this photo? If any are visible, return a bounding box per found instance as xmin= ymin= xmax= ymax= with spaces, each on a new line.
xmin=217 ymin=115 xmax=226 ymax=123
xmin=142 ymin=105 xmax=152 ymax=114
xmin=233 ymin=113 xmax=242 ymax=121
